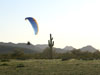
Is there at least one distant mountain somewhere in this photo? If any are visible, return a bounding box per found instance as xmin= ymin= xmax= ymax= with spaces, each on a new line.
xmin=53 ymin=46 xmax=75 ymax=53
xmin=55 ymin=45 xmax=98 ymax=53
xmin=63 ymin=46 xmax=75 ymax=51
xmin=0 ymin=42 xmax=99 ymax=54
xmin=0 ymin=45 xmax=38 ymax=54
xmin=54 ymin=48 xmax=67 ymax=53
xmin=0 ymin=42 xmax=42 ymax=54
xmin=80 ymin=45 xmax=98 ymax=53
xmin=35 ymin=44 xmax=48 ymax=50
xmin=35 ymin=44 xmax=65 ymax=53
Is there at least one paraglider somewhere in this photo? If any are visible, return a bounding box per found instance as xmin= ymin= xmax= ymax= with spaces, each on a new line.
xmin=27 ymin=41 xmax=31 ymax=45
xmin=25 ymin=17 xmax=39 ymax=35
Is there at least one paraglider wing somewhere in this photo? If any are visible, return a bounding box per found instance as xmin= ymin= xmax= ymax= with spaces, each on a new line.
xmin=25 ymin=17 xmax=39 ymax=35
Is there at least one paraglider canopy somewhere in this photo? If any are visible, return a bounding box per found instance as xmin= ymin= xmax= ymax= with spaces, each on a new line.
xmin=25 ymin=17 xmax=39 ymax=35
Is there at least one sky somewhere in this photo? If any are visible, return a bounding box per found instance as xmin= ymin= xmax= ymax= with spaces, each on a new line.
xmin=0 ymin=0 xmax=100 ymax=49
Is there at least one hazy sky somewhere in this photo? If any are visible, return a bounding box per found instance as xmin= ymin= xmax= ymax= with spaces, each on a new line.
xmin=0 ymin=0 xmax=100 ymax=49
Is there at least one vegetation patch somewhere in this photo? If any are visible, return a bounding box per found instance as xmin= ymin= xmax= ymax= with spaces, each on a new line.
xmin=0 ymin=59 xmax=100 ymax=75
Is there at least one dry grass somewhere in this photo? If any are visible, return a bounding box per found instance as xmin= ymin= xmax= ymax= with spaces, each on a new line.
xmin=0 ymin=59 xmax=100 ymax=75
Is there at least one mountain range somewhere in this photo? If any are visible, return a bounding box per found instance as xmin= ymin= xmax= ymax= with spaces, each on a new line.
xmin=0 ymin=42 xmax=99 ymax=54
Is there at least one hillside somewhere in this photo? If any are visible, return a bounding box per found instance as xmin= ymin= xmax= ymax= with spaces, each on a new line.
xmin=0 ymin=45 xmax=39 ymax=54
xmin=0 ymin=42 xmax=41 ymax=54
xmin=80 ymin=45 xmax=98 ymax=53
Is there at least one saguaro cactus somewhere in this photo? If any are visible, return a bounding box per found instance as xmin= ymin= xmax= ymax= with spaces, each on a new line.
xmin=48 ymin=34 xmax=54 ymax=59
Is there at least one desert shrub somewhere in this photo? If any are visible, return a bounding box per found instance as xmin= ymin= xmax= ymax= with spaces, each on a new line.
xmin=0 ymin=54 xmax=11 ymax=59
xmin=0 ymin=59 xmax=10 ymax=62
xmin=16 ymin=63 xmax=25 ymax=68
xmin=0 ymin=63 xmax=9 ymax=66
xmin=16 ymin=58 xmax=27 ymax=60
xmin=62 ymin=58 xmax=70 ymax=61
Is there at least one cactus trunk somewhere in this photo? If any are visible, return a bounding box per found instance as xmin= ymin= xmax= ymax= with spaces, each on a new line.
xmin=48 ymin=34 xmax=54 ymax=59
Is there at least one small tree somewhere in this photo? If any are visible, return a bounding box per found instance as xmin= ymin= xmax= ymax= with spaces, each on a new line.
xmin=42 ymin=47 xmax=51 ymax=59
xmin=48 ymin=34 xmax=54 ymax=59
xmin=11 ymin=49 xmax=24 ymax=59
